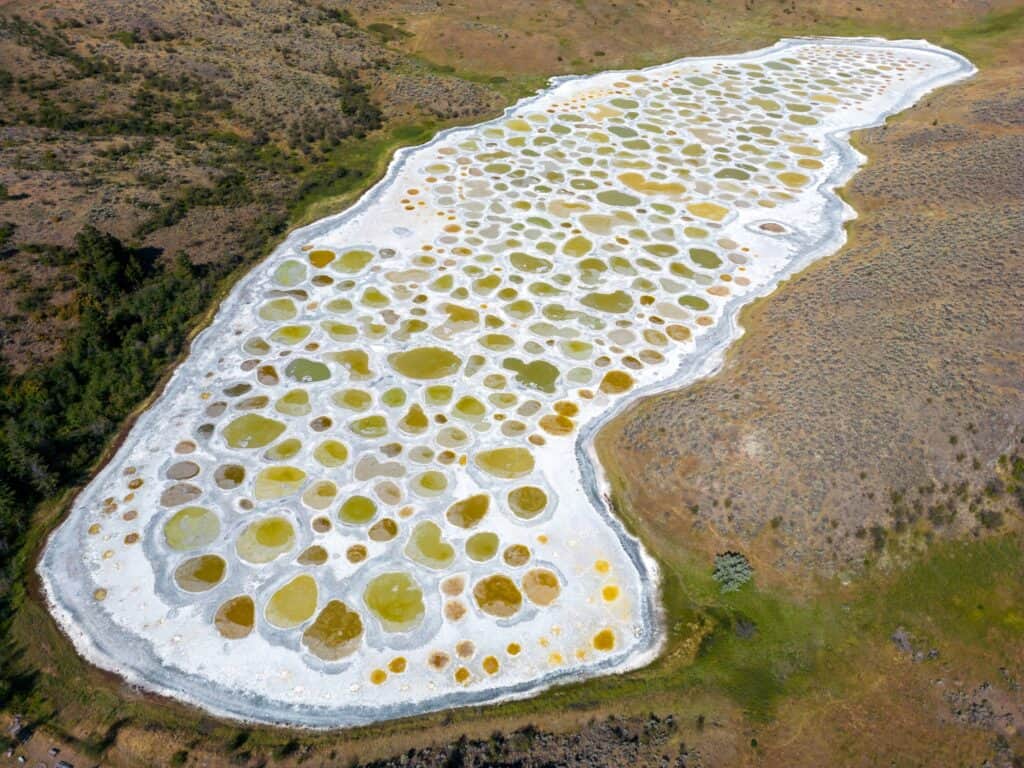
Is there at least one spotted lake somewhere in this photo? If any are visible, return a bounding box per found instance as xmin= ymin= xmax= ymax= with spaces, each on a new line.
xmin=40 ymin=37 xmax=973 ymax=727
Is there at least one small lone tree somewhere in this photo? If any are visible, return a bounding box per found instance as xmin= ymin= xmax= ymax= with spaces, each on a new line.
xmin=712 ymin=551 xmax=753 ymax=593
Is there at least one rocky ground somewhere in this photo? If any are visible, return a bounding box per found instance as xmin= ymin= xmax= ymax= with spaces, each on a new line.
xmin=362 ymin=714 xmax=699 ymax=768
xmin=0 ymin=0 xmax=502 ymax=370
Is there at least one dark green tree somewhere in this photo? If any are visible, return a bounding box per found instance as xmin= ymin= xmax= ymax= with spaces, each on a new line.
xmin=74 ymin=225 xmax=144 ymax=306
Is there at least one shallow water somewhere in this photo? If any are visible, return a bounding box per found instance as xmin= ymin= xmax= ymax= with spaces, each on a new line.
xmin=40 ymin=37 xmax=972 ymax=727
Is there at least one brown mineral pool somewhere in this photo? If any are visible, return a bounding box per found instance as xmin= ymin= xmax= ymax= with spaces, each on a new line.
xmin=368 ymin=518 xmax=399 ymax=542
xmin=167 ymin=461 xmax=200 ymax=480
xmin=472 ymin=574 xmax=523 ymax=618
xmin=174 ymin=554 xmax=226 ymax=592
xmin=445 ymin=600 xmax=467 ymax=621
xmin=429 ymin=651 xmax=450 ymax=670
xmin=522 ymin=568 xmax=561 ymax=606
xmin=298 ymin=545 xmax=329 ymax=565
xmin=503 ymin=544 xmax=531 ymax=567
xmin=215 ymin=595 xmax=255 ymax=639
xmin=439 ymin=577 xmax=463 ymax=598
xmin=160 ymin=483 xmax=201 ymax=507
xmin=302 ymin=600 xmax=364 ymax=660
xmin=446 ymin=494 xmax=490 ymax=528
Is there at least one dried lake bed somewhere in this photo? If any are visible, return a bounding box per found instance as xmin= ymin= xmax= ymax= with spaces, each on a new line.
xmin=40 ymin=37 xmax=973 ymax=727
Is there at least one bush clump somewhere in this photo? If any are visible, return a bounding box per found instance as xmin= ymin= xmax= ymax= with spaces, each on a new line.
xmin=712 ymin=551 xmax=753 ymax=593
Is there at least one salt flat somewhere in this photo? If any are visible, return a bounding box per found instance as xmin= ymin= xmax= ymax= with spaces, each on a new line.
xmin=40 ymin=37 xmax=972 ymax=727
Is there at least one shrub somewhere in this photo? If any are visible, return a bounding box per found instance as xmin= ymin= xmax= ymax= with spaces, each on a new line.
xmin=712 ymin=551 xmax=753 ymax=593
xmin=978 ymin=509 xmax=1004 ymax=530
xmin=0 ymin=221 xmax=15 ymax=250
xmin=367 ymin=22 xmax=411 ymax=42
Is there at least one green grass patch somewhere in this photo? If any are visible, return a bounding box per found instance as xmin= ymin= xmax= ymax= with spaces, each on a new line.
xmin=684 ymin=585 xmax=839 ymax=720
xmin=861 ymin=535 xmax=1024 ymax=653
xmin=943 ymin=6 xmax=1024 ymax=64
xmin=367 ymin=22 xmax=412 ymax=43
xmin=290 ymin=121 xmax=441 ymax=226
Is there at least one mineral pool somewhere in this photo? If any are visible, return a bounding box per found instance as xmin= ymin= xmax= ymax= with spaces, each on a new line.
xmin=40 ymin=38 xmax=972 ymax=726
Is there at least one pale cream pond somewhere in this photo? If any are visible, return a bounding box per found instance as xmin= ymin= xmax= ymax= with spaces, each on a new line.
xmin=40 ymin=37 xmax=973 ymax=726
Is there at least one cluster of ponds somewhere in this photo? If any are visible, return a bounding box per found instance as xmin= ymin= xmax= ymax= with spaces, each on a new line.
xmin=40 ymin=38 xmax=972 ymax=726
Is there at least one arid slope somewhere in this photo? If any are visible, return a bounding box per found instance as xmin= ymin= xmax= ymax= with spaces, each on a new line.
xmin=598 ymin=33 xmax=1024 ymax=581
